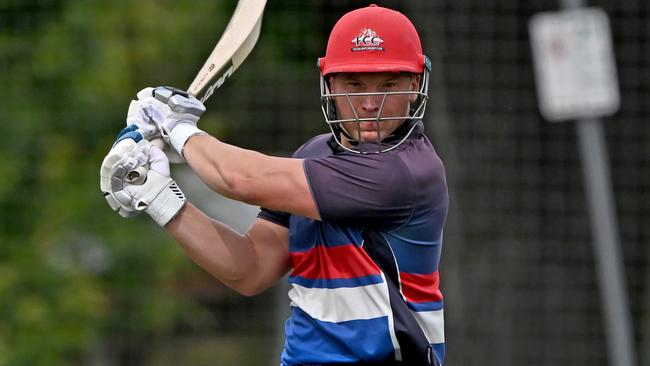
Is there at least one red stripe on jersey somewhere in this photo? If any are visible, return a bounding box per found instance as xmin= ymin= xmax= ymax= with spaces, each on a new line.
xmin=400 ymin=271 xmax=443 ymax=303
xmin=291 ymin=244 xmax=382 ymax=279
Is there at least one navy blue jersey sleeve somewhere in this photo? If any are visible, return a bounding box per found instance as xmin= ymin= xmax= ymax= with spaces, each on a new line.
xmin=257 ymin=207 xmax=290 ymax=228
xmin=303 ymin=152 xmax=415 ymax=228
xmin=256 ymin=136 xmax=332 ymax=228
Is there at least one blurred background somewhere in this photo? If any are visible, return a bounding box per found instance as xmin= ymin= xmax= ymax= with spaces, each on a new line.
xmin=0 ymin=0 xmax=648 ymax=365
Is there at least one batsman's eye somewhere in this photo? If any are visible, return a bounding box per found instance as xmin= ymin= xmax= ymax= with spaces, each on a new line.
xmin=345 ymin=81 xmax=363 ymax=89
xmin=381 ymin=81 xmax=401 ymax=91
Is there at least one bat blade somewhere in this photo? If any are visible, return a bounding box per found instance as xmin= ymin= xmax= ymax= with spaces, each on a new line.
xmin=188 ymin=0 xmax=267 ymax=101
xmin=147 ymin=0 xmax=267 ymax=166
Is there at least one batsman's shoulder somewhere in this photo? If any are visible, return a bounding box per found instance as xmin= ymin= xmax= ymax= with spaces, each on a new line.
xmin=291 ymin=133 xmax=333 ymax=159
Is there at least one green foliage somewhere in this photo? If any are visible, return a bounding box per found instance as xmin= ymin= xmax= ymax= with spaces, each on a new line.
xmin=0 ymin=0 xmax=239 ymax=364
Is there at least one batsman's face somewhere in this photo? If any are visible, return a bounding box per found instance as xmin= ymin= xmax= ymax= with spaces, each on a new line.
xmin=329 ymin=72 xmax=420 ymax=147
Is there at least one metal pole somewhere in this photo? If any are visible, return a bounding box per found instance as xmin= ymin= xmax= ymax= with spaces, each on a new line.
xmin=557 ymin=2 xmax=636 ymax=365
xmin=575 ymin=119 xmax=636 ymax=366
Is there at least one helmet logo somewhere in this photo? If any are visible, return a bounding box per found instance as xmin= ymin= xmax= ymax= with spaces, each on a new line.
xmin=351 ymin=28 xmax=384 ymax=51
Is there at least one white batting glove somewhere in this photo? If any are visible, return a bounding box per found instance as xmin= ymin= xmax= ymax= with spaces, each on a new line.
xmin=100 ymin=139 xmax=186 ymax=226
xmin=126 ymin=86 xmax=207 ymax=161
xmin=100 ymin=139 xmax=144 ymax=218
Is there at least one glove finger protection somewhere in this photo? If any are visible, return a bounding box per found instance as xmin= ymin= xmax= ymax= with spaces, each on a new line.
xmin=126 ymin=86 xmax=206 ymax=163
xmin=109 ymin=140 xmax=152 ymax=193
xmin=153 ymin=87 xmax=206 ymax=131
xmin=150 ymin=87 xmax=206 ymax=157
xmin=127 ymin=87 xmax=179 ymax=161
xmin=108 ymin=141 xmax=186 ymax=227
xmin=100 ymin=138 xmax=143 ymax=218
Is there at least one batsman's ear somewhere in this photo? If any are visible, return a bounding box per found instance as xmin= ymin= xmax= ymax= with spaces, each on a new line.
xmin=409 ymin=74 xmax=421 ymax=102
xmin=325 ymin=75 xmax=335 ymax=91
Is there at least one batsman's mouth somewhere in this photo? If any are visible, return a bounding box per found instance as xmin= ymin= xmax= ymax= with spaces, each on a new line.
xmin=347 ymin=120 xmax=402 ymax=139
xmin=345 ymin=129 xmax=389 ymax=143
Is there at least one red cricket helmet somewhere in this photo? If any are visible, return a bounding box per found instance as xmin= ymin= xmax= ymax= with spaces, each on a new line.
xmin=318 ymin=4 xmax=426 ymax=76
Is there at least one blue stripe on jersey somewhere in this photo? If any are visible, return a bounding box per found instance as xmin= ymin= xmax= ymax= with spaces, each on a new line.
xmin=289 ymin=274 xmax=384 ymax=289
xmin=282 ymin=306 xmax=395 ymax=365
xmin=383 ymin=231 xmax=442 ymax=273
xmin=407 ymin=300 xmax=444 ymax=312
xmin=433 ymin=343 xmax=445 ymax=365
xmin=289 ymin=217 xmax=363 ymax=252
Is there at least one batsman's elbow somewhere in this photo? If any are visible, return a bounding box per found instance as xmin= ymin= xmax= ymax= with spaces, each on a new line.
xmin=224 ymin=279 xmax=272 ymax=297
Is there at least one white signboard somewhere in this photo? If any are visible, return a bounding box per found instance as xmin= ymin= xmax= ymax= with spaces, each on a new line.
xmin=529 ymin=7 xmax=620 ymax=122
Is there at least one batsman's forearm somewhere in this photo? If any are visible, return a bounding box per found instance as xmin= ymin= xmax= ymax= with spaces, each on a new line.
xmin=183 ymin=134 xmax=288 ymax=205
xmin=165 ymin=203 xmax=258 ymax=289
xmin=181 ymin=133 xmax=319 ymax=219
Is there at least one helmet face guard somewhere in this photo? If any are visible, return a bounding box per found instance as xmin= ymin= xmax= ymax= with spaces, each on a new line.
xmin=318 ymin=5 xmax=431 ymax=154
xmin=319 ymin=62 xmax=431 ymax=154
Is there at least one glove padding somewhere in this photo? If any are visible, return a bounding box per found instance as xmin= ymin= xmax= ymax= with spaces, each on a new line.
xmin=100 ymin=138 xmax=144 ymax=218
xmin=100 ymin=139 xmax=186 ymax=226
xmin=126 ymin=86 xmax=206 ymax=162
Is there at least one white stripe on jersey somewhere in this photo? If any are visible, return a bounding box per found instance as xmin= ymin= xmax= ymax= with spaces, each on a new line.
xmin=289 ymin=280 xmax=392 ymax=322
xmin=411 ymin=309 xmax=445 ymax=344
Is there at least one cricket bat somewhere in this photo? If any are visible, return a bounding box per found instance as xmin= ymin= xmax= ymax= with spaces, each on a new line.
xmin=127 ymin=0 xmax=267 ymax=183
xmin=187 ymin=0 xmax=267 ymax=102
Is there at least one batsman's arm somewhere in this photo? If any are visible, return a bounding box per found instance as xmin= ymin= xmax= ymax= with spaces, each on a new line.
xmin=182 ymin=134 xmax=321 ymax=221
xmin=166 ymin=202 xmax=291 ymax=296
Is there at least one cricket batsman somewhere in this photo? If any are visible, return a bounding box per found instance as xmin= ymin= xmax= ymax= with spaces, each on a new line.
xmin=100 ymin=5 xmax=448 ymax=365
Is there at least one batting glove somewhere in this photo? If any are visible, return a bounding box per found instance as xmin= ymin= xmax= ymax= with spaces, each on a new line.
xmin=126 ymin=86 xmax=207 ymax=161
xmin=100 ymin=139 xmax=186 ymax=227
xmin=100 ymin=138 xmax=143 ymax=218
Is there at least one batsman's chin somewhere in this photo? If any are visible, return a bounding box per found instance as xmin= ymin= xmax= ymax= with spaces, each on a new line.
xmin=341 ymin=130 xmax=395 ymax=147
xmin=358 ymin=130 xmax=384 ymax=143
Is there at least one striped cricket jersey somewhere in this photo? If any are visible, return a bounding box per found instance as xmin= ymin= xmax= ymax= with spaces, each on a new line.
xmin=259 ymin=122 xmax=448 ymax=365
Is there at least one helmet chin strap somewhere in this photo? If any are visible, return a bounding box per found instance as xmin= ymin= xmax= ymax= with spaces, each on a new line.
xmin=335 ymin=124 xmax=359 ymax=146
